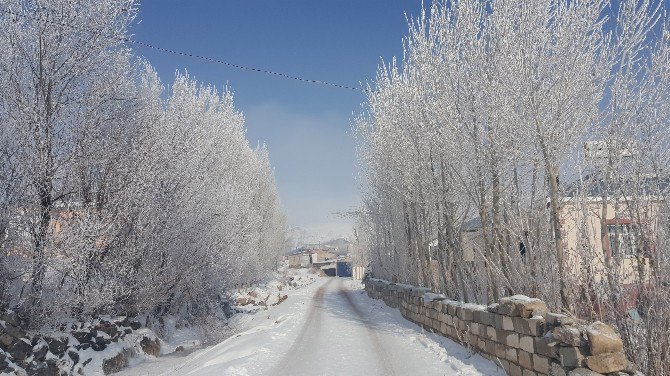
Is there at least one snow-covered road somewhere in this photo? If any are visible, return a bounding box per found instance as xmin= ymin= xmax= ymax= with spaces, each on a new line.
xmin=119 ymin=277 xmax=504 ymax=376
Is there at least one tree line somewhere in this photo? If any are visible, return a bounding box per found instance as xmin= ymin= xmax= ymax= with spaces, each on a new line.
xmin=354 ymin=1 xmax=670 ymax=375
xmin=0 ymin=0 xmax=287 ymax=327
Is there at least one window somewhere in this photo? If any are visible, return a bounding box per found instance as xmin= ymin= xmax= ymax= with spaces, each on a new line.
xmin=607 ymin=223 xmax=638 ymax=258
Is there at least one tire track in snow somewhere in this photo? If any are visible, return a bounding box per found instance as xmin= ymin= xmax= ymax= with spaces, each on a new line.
xmin=270 ymin=278 xmax=333 ymax=375
xmin=337 ymin=280 xmax=396 ymax=376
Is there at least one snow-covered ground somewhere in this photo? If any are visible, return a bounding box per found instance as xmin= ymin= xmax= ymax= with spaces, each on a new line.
xmin=117 ymin=276 xmax=504 ymax=376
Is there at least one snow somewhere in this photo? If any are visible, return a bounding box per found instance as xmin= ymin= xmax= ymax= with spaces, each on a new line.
xmin=118 ymin=276 xmax=505 ymax=376
xmin=507 ymin=295 xmax=541 ymax=302
xmin=423 ymin=292 xmax=447 ymax=301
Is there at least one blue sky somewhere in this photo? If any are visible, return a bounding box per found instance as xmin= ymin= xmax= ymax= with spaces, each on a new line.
xmin=132 ymin=1 xmax=424 ymax=241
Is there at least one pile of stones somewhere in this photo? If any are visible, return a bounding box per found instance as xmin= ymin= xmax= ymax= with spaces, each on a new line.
xmin=0 ymin=310 xmax=160 ymax=375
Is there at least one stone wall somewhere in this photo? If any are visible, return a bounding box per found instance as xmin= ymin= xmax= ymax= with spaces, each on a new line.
xmin=364 ymin=278 xmax=640 ymax=376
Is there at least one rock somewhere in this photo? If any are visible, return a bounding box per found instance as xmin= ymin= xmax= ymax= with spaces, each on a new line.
xmin=43 ymin=359 xmax=60 ymax=376
xmin=114 ymin=317 xmax=130 ymax=327
xmin=129 ymin=321 xmax=141 ymax=331
xmin=8 ymin=338 xmax=32 ymax=360
xmin=0 ymin=311 xmax=20 ymax=327
xmin=31 ymin=335 xmax=41 ymax=347
xmin=1 ymin=323 xmax=26 ymax=339
xmin=71 ymin=331 xmax=94 ymax=345
xmin=559 ymin=345 xmax=588 ymax=368
xmin=174 ymin=345 xmax=184 ymax=352
xmin=236 ymin=297 xmax=249 ymax=306
xmin=486 ymin=303 xmax=500 ymax=313
xmin=585 ymin=321 xmax=623 ymax=355
xmin=546 ymin=312 xmax=576 ymax=327
xmin=553 ymin=325 xmax=586 ymax=347
xmin=568 ymin=367 xmax=603 ymax=376
xmin=26 ymin=359 xmax=60 ymax=376
xmin=95 ymin=323 xmax=119 ymax=338
xmin=68 ymin=349 xmax=80 ymax=364
xmin=33 ymin=342 xmax=48 ymax=361
xmin=91 ymin=342 xmax=107 ymax=352
xmin=102 ymin=349 xmax=132 ymax=375
xmin=0 ymin=333 xmax=13 ymax=349
xmin=140 ymin=336 xmax=160 ymax=356
xmin=585 ymin=352 xmax=627 ymax=374
xmin=95 ymin=336 xmax=111 ymax=345
xmin=123 ymin=328 xmax=132 ymax=335
xmin=497 ymin=296 xmax=548 ymax=318
xmin=82 ymin=358 xmax=92 ymax=367
xmin=45 ymin=337 xmax=68 ymax=357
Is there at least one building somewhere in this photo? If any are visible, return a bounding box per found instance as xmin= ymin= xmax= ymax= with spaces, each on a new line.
xmin=287 ymin=250 xmax=312 ymax=268
xmin=310 ymin=249 xmax=336 ymax=264
xmin=560 ymin=173 xmax=668 ymax=276
xmin=455 ymin=170 xmax=668 ymax=311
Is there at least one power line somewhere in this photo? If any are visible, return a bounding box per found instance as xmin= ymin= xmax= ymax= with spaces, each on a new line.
xmin=0 ymin=8 xmax=370 ymax=93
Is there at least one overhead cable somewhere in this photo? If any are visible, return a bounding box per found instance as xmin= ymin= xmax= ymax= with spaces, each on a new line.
xmin=0 ymin=8 xmax=370 ymax=93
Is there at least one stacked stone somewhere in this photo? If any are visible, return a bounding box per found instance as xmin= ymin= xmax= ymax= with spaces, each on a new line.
xmin=364 ymin=279 xmax=640 ymax=376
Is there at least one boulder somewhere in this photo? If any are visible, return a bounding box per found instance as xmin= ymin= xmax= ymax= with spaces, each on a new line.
xmin=553 ymin=325 xmax=586 ymax=347
xmin=71 ymin=331 xmax=94 ymax=345
xmin=140 ymin=336 xmax=160 ymax=356
xmin=91 ymin=342 xmax=107 ymax=352
xmin=95 ymin=323 xmax=119 ymax=338
xmin=568 ymin=367 xmax=602 ymax=376
xmin=25 ymin=359 xmax=60 ymax=376
xmin=0 ymin=334 xmax=13 ymax=349
xmin=113 ymin=317 xmax=131 ymax=328
xmin=497 ymin=296 xmax=549 ymax=318
xmin=45 ymin=337 xmax=68 ymax=357
xmin=0 ymin=311 xmax=20 ymax=327
xmin=102 ymin=349 xmax=132 ymax=375
xmin=236 ymin=297 xmax=249 ymax=306
xmin=559 ymin=345 xmax=588 ymax=368
xmin=546 ymin=312 xmax=576 ymax=327
xmin=585 ymin=321 xmax=623 ymax=355
xmin=1 ymin=323 xmax=26 ymax=339
xmin=68 ymin=349 xmax=80 ymax=364
xmin=8 ymin=338 xmax=32 ymax=360
xmin=585 ymin=352 xmax=627 ymax=374
xmin=95 ymin=336 xmax=111 ymax=345
xmin=33 ymin=342 xmax=48 ymax=361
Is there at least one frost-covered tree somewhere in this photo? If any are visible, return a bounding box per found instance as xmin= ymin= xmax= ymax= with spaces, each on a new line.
xmin=0 ymin=0 xmax=287 ymax=328
xmin=0 ymin=0 xmax=141 ymax=313
xmin=355 ymin=1 xmax=670 ymax=374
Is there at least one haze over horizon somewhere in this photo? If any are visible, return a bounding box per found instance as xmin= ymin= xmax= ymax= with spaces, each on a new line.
xmin=132 ymin=1 xmax=425 ymax=242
